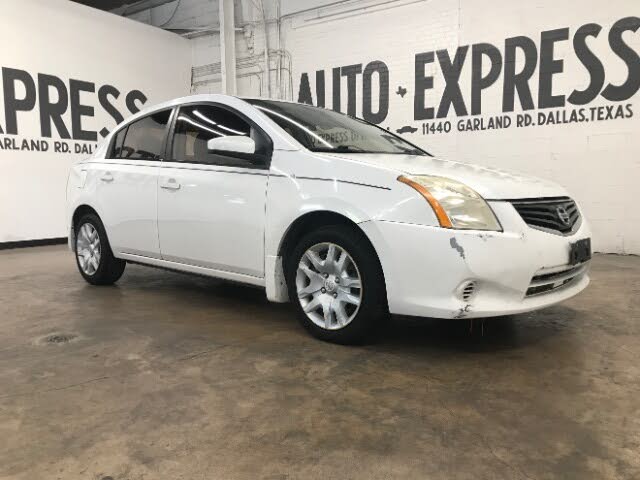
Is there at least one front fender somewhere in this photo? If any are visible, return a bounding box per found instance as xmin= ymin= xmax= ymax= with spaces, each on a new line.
xmin=265 ymin=176 xmax=389 ymax=258
xmin=263 ymin=173 xmax=436 ymax=302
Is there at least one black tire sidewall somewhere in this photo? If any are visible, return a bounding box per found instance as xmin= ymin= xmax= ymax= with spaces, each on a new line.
xmin=74 ymin=213 xmax=124 ymax=285
xmin=285 ymin=225 xmax=387 ymax=344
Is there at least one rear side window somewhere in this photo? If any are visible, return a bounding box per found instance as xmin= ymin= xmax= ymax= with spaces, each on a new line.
xmin=110 ymin=127 xmax=127 ymax=158
xmin=171 ymin=104 xmax=270 ymax=167
xmin=115 ymin=109 xmax=171 ymax=161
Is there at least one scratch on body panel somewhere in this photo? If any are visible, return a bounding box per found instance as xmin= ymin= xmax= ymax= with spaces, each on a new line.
xmin=450 ymin=237 xmax=466 ymax=259
xmin=454 ymin=304 xmax=472 ymax=319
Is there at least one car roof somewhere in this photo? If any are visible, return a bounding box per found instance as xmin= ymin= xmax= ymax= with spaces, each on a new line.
xmin=132 ymin=94 xmax=301 ymax=117
xmin=100 ymin=94 xmax=303 ymax=154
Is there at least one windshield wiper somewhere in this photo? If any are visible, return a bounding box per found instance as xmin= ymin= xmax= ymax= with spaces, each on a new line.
xmin=399 ymin=149 xmax=426 ymax=156
xmin=312 ymin=145 xmax=426 ymax=155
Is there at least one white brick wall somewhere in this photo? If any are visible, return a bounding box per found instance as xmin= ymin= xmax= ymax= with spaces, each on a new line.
xmin=186 ymin=0 xmax=639 ymax=253
xmin=278 ymin=0 xmax=640 ymax=254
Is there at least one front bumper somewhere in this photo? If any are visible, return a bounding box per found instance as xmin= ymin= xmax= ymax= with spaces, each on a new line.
xmin=359 ymin=201 xmax=591 ymax=319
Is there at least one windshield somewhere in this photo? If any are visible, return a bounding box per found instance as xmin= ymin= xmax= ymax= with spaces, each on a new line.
xmin=245 ymin=99 xmax=429 ymax=156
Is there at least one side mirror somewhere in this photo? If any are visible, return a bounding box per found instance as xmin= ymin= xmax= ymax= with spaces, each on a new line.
xmin=207 ymin=136 xmax=255 ymax=155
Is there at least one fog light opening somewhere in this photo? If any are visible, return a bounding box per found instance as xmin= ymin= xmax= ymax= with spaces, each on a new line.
xmin=458 ymin=280 xmax=478 ymax=302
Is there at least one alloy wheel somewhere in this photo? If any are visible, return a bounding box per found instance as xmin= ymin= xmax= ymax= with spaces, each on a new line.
xmin=76 ymin=223 xmax=101 ymax=276
xmin=295 ymin=242 xmax=363 ymax=330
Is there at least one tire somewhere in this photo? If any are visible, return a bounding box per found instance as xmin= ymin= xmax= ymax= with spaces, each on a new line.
xmin=285 ymin=224 xmax=387 ymax=344
xmin=74 ymin=213 xmax=126 ymax=285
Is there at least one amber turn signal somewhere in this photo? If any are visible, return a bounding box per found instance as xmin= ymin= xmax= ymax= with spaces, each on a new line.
xmin=397 ymin=175 xmax=453 ymax=228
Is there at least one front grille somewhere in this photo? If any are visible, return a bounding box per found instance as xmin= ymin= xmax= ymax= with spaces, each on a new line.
xmin=530 ymin=265 xmax=584 ymax=284
xmin=510 ymin=197 xmax=580 ymax=234
xmin=525 ymin=263 xmax=588 ymax=297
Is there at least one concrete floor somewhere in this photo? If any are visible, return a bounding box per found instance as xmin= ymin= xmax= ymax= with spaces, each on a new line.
xmin=0 ymin=246 xmax=638 ymax=480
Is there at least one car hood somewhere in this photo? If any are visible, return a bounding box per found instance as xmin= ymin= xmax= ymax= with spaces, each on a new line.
xmin=319 ymin=153 xmax=568 ymax=200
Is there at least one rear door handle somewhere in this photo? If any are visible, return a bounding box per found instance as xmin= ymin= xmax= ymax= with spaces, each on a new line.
xmin=160 ymin=178 xmax=181 ymax=190
xmin=100 ymin=172 xmax=114 ymax=182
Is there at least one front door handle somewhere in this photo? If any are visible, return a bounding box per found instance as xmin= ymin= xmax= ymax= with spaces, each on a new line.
xmin=160 ymin=178 xmax=181 ymax=190
xmin=100 ymin=172 xmax=114 ymax=182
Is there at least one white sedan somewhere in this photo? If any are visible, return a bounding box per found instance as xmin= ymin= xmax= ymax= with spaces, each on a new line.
xmin=67 ymin=94 xmax=591 ymax=343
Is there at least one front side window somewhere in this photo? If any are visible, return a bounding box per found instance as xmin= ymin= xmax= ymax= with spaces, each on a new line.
xmin=170 ymin=104 xmax=270 ymax=167
xmin=117 ymin=109 xmax=171 ymax=161
xmin=246 ymin=99 xmax=428 ymax=156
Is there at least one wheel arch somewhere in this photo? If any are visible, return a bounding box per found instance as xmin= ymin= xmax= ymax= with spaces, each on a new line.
xmin=72 ymin=204 xmax=101 ymax=228
xmin=279 ymin=211 xmax=359 ymax=260
xmin=276 ymin=210 xmax=387 ymax=303
xmin=70 ymin=204 xmax=101 ymax=251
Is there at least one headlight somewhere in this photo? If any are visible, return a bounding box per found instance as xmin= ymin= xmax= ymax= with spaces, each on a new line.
xmin=398 ymin=175 xmax=501 ymax=231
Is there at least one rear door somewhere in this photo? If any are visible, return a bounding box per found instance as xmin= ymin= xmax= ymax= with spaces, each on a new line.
xmin=157 ymin=103 xmax=272 ymax=278
xmin=94 ymin=109 xmax=172 ymax=258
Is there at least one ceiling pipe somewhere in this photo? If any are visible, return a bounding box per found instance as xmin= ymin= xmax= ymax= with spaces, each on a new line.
xmin=260 ymin=0 xmax=271 ymax=98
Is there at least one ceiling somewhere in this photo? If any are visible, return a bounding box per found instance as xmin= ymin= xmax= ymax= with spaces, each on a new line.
xmin=72 ymin=0 xmax=132 ymax=10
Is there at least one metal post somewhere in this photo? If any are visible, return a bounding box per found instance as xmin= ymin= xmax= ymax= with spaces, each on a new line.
xmin=219 ymin=0 xmax=237 ymax=95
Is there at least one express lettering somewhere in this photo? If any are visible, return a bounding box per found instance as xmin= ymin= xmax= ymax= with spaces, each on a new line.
xmin=296 ymin=16 xmax=639 ymax=124
xmin=298 ymin=60 xmax=390 ymax=124
xmin=415 ymin=16 xmax=639 ymax=119
xmin=0 ymin=67 xmax=148 ymax=140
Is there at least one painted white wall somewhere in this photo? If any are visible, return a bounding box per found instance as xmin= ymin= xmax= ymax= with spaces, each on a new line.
xmin=0 ymin=0 xmax=191 ymax=243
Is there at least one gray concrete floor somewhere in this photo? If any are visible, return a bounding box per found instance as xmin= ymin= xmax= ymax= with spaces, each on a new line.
xmin=0 ymin=246 xmax=638 ymax=480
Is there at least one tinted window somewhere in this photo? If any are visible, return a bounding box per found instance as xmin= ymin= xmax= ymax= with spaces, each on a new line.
xmin=110 ymin=126 xmax=127 ymax=158
xmin=171 ymin=104 xmax=269 ymax=167
xmin=119 ymin=109 xmax=171 ymax=161
xmin=246 ymin=99 xmax=428 ymax=156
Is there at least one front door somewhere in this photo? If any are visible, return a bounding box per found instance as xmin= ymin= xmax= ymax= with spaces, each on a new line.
xmin=157 ymin=103 xmax=272 ymax=278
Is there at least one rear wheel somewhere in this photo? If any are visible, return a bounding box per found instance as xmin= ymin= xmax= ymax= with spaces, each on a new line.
xmin=286 ymin=225 xmax=387 ymax=344
xmin=75 ymin=213 xmax=125 ymax=285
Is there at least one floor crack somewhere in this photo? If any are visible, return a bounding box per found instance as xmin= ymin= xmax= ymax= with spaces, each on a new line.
xmin=439 ymin=399 xmax=536 ymax=480
xmin=479 ymin=433 xmax=535 ymax=480
xmin=0 ymin=376 xmax=110 ymax=399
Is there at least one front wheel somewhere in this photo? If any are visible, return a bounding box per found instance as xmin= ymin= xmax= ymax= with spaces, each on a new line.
xmin=75 ymin=213 xmax=126 ymax=285
xmin=286 ymin=225 xmax=387 ymax=344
